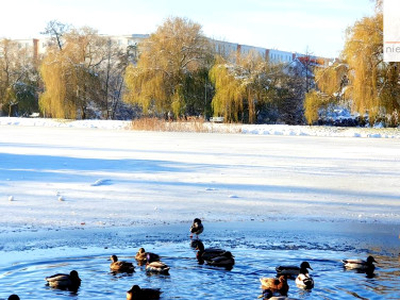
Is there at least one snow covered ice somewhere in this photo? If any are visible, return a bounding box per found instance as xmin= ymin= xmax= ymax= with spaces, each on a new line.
xmin=0 ymin=117 xmax=399 ymax=231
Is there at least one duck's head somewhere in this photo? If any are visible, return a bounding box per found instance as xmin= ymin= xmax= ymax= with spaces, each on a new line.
xmin=69 ymin=270 xmax=80 ymax=278
xmin=127 ymin=285 xmax=141 ymax=300
xmin=110 ymin=255 xmax=118 ymax=262
xmin=190 ymin=239 xmax=201 ymax=249
xmin=300 ymin=261 xmax=313 ymax=270
xmin=367 ymin=256 xmax=377 ymax=264
xmin=193 ymin=218 xmax=202 ymax=224
xmin=8 ymin=295 xmax=20 ymax=300
xmin=69 ymin=270 xmax=81 ymax=284
xmin=195 ymin=240 xmax=205 ymax=252
xmin=224 ymin=251 xmax=234 ymax=258
xmin=127 ymin=284 xmax=141 ymax=293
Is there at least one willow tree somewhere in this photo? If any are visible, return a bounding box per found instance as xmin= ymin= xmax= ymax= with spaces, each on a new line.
xmin=344 ymin=12 xmax=400 ymax=124
xmin=124 ymin=17 xmax=212 ymax=118
xmin=209 ymin=51 xmax=276 ymax=123
xmin=304 ymin=62 xmax=348 ymax=124
xmin=40 ymin=26 xmax=108 ymax=119
xmin=343 ymin=14 xmax=383 ymax=122
xmin=209 ymin=56 xmax=244 ymax=122
xmin=305 ymin=3 xmax=400 ymax=126
xmin=39 ymin=50 xmax=72 ymax=118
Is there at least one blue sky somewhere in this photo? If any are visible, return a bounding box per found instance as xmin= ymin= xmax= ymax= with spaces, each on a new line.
xmin=1 ymin=0 xmax=374 ymax=58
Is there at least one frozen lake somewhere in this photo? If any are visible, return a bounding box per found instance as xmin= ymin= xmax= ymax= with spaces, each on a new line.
xmin=0 ymin=125 xmax=399 ymax=228
xmin=0 ymin=124 xmax=399 ymax=299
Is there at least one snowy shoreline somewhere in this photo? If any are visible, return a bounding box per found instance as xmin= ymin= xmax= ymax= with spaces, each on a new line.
xmin=1 ymin=116 xmax=400 ymax=138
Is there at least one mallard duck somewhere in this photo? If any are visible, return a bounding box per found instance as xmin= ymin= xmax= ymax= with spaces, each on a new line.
xmin=259 ymin=275 xmax=289 ymax=297
xmin=190 ymin=218 xmax=204 ymax=238
xmin=8 ymin=295 xmax=20 ymax=300
xmin=276 ymin=261 xmax=312 ymax=278
xmin=342 ymin=255 xmax=377 ymax=273
xmin=45 ymin=270 xmax=81 ymax=291
xmin=196 ymin=241 xmax=235 ymax=269
xmin=295 ymin=263 xmax=314 ymax=289
xmin=126 ymin=285 xmax=162 ymax=300
xmin=109 ymin=255 xmax=135 ymax=273
xmin=135 ymin=248 xmax=160 ymax=266
xmin=135 ymin=247 xmax=147 ymax=261
xmin=145 ymin=260 xmax=170 ymax=274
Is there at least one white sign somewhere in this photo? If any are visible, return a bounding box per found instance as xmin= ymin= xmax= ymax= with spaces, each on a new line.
xmin=384 ymin=0 xmax=400 ymax=62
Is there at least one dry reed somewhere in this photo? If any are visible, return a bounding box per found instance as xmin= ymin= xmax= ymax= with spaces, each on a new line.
xmin=130 ymin=117 xmax=242 ymax=133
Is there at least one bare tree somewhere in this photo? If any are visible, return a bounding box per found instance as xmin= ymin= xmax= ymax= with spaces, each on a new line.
xmin=41 ymin=20 xmax=69 ymax=50
xmin=0 ymin=39 xmax=38 ymax=116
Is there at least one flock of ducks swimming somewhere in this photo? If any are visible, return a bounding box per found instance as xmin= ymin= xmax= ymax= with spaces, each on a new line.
xmin=7 ymin=218 xmax=379 ymax=300
xmin=260 ymin=256 xmax=378 ymax=299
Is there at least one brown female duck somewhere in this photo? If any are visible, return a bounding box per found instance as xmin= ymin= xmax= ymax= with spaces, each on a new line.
xmin=259 ymin=275 xmax=289 ymax=297
xmin=135 ymin=248 xmax=160 ymax=266
xmin=109 ymin=255 xmax=135 ymax=273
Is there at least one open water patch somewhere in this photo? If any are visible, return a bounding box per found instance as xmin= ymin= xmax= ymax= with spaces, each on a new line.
xmin=0 ymin=221 xmax=399 ymax=299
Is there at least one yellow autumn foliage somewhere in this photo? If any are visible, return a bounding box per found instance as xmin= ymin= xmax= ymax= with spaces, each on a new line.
xmin=305 ymin=5 xmax=400 ymax=126
xmin=124 ymin=17 xmax=211 ymax=118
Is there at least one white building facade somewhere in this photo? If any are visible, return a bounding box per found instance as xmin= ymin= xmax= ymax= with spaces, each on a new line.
xmin=5 ymin=34 xmax=332 ymax=66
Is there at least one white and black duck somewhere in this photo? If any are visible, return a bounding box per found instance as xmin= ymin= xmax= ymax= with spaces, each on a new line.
xmin=342 ymin=255 xmax=377 ymax=274
xmin=276 ymin=261 xmax=312 ymax=278
xmin=295 ymin=262 xmax=314 ymax=290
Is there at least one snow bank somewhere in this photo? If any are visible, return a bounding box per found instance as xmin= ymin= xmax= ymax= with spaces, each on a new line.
xmin=0 ymin=117 xmax=131 ymax=130
xmin=1 ymin=117 xmax=399 ymax=138
xmin=241 ymin=124 xmax=400 ymax=139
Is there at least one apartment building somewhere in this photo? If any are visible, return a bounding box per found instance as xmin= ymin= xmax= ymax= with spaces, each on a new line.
xmin=5 ymin=34 xmax=332 ymax=67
